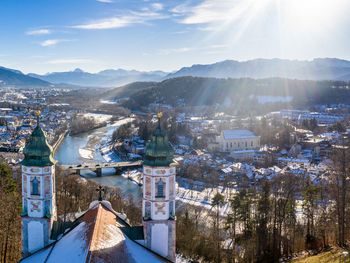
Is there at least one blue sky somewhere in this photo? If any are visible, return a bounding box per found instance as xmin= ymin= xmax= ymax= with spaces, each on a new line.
xmin=0 ymin=0 xmax=350 ymax=74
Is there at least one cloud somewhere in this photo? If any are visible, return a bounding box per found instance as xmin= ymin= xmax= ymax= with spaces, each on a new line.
xmin=159 ymin=47 xmax=193 ymax=55
xmin=26 ymin=29 xmax=51 ymax=35
xmin=96 ymin=0 xmax=113 ymax=3
xmin=72 ymin=17 xmax=138 ymax=30
xmin=40 ymin=39 xmax=72 ymax=47
xmin=171 ymin=0 xmax=256 ymax=25
xmin=150 ymin=3 xmax=163 ymax=11
xmin=72 ymin=4 xmax=166 ymax=30
xmin=47 ymin=58 xmax=92 ymax=64
xmin=159 ymin=44 xmax=230 ymax=55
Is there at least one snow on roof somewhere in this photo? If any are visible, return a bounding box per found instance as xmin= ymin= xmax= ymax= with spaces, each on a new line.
xmin=22 ymin=202 xmax=169 ymax=263
xmin=21 ymin=246 xmax=51 ymax=262
xmin=48 ymin=222 xmax=89 ymax=262
xmin=222 ymin=129 xmax=257 ymax=140
xmin=21 ymin=222 xmax=89 ymax=263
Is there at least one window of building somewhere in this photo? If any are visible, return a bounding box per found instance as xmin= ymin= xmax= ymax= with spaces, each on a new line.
xmin=230 ymin=142 xmax=232 ymax=148
xmin=251 ymin=141 xmax=253 ymax=146
xmin=245 ymin=141 xmax=247 ymax=147
xmin=156 ymin=179 xmax=165 ymax=198
xmin=31 ymin=177 xmax=40 ymax=196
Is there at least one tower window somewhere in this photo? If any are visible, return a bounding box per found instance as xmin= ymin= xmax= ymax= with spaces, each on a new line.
xmin=156 ymin=179 xmax=165 ymax=198
xmin=31 ymin=177 xmax=40 ymax=196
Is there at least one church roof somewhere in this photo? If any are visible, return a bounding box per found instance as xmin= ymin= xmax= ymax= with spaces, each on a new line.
xmin=21 ymin=201 xmax=170 ymax=263
xmin=222 ymin=129 xmax=258 ymax=140
xmin=21 ymin=119 xmax=55 ymax=167
xmin=144 ymin=120 xmax=174 ymax=167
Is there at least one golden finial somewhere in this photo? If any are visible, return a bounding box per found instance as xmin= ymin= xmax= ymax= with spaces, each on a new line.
xmin=156 ymin=111 xmax=163 ymax=129
xmin=35 ymin=110 xmax=41 ymax=124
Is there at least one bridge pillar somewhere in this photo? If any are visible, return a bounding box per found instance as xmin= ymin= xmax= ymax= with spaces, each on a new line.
xmin=114 ymin=167 xmax=122 ymax=175
xmin=76 ymin=169 xmax=80 ymax=176
xmin=96 ymin=168 xmax=102 ymax=177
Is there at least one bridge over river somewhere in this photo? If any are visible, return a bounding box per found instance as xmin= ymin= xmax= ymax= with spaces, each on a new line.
xmin=59 ymin=160 xmax=142 ymax=176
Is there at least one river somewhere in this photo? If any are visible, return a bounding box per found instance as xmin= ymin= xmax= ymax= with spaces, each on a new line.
xmin=54 ymin=117 xmax=142 ymax=200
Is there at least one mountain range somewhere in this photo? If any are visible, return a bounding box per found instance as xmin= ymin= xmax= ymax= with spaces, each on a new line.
xmin=29 ymin=68 xmax=168 ymax=87
xmin=2 ymin=58 xmax=350 ymax=88
xmin=0 ymin=66 xmax=51 ymax=87
xmin=166 ymin=58 xmax=350 ymax=80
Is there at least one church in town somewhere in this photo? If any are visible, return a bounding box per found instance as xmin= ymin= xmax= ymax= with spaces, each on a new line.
xmin=20 ymin=115 xmax=176 ymax=262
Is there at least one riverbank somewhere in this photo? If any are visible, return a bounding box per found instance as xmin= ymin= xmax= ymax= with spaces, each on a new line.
xmin=69 ymin=121 xmax=107 ymax=136
xmin=69 ymin=113 xmax=116 ymax=136
xmin=54 ymin=115 xmax=143 ymax=199
xmin=55 ymin=116 xmax=135 ymax=164
xmin=52 ymin=130 xmax=68 ymax=154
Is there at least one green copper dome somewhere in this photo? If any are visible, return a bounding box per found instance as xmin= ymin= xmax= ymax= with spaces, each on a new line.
xmin=21 ymin=121 xmax=55 ymax=167
xmin=144 ymin=121 xmax=174 ymax=167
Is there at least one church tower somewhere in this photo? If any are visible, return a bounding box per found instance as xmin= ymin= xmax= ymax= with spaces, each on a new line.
xmin=142 ymin=113 xmax=176 ymax=262
xmin=21 ymin=113 xmax=56 ymax=256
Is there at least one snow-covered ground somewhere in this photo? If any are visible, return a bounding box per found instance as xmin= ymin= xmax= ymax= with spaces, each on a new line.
xmin=121 ymin=170 xmax=143 ymax=185
xmin=110 ymin=117 xmax=135 ymax=127
xmin=79 ymin=148 xmax=93 ymax=159
xmin=99 ymin=99 xmax=117 ymax=104
xmin=176 ymin=185 xmax=236 ymax=216
xmin=100 ymin=144 xmax=121 ymax=163
xmin=82 ymin=113 xmax=113 ymax=123
xmin=249 ymin=95 xmax=293 ymax=104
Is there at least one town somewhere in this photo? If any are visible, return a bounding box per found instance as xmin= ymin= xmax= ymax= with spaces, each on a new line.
xmin=1 ymin=82 xmax=350 ymax=262
xmin=2 ymin=1 xmax=350 ymax=262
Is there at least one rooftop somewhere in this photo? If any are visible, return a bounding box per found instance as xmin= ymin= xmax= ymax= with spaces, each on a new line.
xmin=222 ymin=129 xmax=257 ymax=140
xmin=21 ymin=201 xmax=170 ymax=263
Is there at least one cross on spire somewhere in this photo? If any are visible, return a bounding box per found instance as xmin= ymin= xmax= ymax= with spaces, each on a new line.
xmin=96 ymin=185 xmax=105 ymax=201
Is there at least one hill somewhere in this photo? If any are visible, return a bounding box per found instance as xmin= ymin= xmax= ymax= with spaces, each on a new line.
xmin=0 ymin=66 xmax=51 ymax=87
xmin=166 ymin=58 xmax=350 ymax=81
xmin=30 ymin=68 xmax=168 ymax=87
xmin=104 ymin=77 xmax=350 ymax=112
xmin=292 ymin=248 xmax=348 ymax=263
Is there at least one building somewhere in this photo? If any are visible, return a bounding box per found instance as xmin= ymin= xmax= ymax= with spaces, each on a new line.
xmin=215 ymin=129 xmax=260 ymax=152
xmin=279 ymin=109 xmax=344 ymax=125
xmin=20 ymin=115 xmax=176 ymax=263
xmin=142 ymin=116 xmax=176 ymax=262
xmin=21 ymin=115 xmax=57 ymax=256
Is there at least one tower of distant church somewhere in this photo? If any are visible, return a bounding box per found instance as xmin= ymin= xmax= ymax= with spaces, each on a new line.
xmin=142 ymin=112 xmax=176 ymax=262
xmin=21 ymin=112 xmax=56 ymax=256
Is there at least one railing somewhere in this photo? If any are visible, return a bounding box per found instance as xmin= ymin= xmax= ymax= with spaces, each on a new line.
xmin=58 ymin=160 xmax=142 ymax=170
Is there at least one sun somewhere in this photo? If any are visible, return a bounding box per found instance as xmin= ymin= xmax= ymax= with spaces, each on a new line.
xmin=281 ymin=0 xmax=346 ymax=33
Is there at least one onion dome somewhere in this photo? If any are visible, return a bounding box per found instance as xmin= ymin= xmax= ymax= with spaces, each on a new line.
xmin=21 ymin=113 xmax=55 ymax=167
xmin=143 ymin=113 xmax=174 ymax=167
